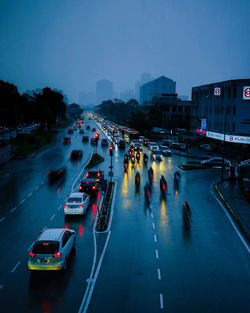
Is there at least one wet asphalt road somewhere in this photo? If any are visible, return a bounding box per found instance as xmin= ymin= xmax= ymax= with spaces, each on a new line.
xmin=0 ymin=119 xmax=250 ymax=313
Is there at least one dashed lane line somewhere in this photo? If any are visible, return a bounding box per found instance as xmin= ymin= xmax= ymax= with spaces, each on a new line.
xmin=41 ymin=226 xmax=47 ymax=233
xmin=10 ymin=207 xmax=16 ymax=213
xmin=20 ymin=199 xmax=26 ymax=204
xmin=58 ymin=205 xmax=62 ymax=211
xmin=28 ymin=192 xmax=33 ymax=197
xmin=155 ymin=249 xmax=159 ymax=259
xmin=50 ymin=214 xmax=55 ymax=221
xmin=35 ymin=186 xmax=39 ymax=191
xmin=151 ymin=213 xmax=154 ymax=219
xmin=152 ymin=222 xmax=155 ymax=229
xmin=27 ymin=242 xmax=34 ymax=252
xmin=157 ymin=268 xmax=162 ymax=280
xmin=154 ymin=234 xmax=157 ymax=242
xmin=11 ymin=261 xmax=21 ymax=273
xmin=0 ymin=217 xmax=6 ymax=223
xmin=160 ymin=294 xmax=164 ymax=309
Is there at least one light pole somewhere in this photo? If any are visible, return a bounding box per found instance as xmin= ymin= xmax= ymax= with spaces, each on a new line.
xmin=221 ymin=103 xmax=227 ymax=181
xmin=109 ymin=145 xmax=114 ymax=182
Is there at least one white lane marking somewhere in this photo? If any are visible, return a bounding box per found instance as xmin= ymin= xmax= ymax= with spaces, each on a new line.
xmin=27 ymin=242 xmax=34 ymax=252
xmin=154 ymin=234 xmax=157 ymax=242
xmin=151 ymin=213 xmax=154 ymax=219
xmin=35 ymin=186 xmax=39 ymax=191
xmin=58 ymin=205 xmax=62 ymax=211
xmin=50 ymin=214 xmax=55 ymax=221
xmin=11 ymin=261 xmax=21 ymax=273
xmin=81 ymin=231 xmax=111 ymax=313
xmin=210 ymin=182 xmax=250 ymax=254
xmin=28 ymin=192 xmax=33 ymax=197
xmin=41 ymin=226 xmax=47 ymax=233
xmin=0 ymin=217 xmax=6 ymax=223
xmin=64 ymin=197 xmax=68 ymax=202
xmin=41 ymin=181 xmax=45 ymax=185
xmin=160 ymin=294 xmax=164 ymax=309
xmin=0 ymin=285 xmax=3 ymax=290
xmin=152 ymin=222 xmax=155 ymax=229
xmin=10 ymin=207 xmax=16 ymax=213
xmin=155 ymin=249 xmax=159 ymax=259
xmin=20 ymin=199 xmax=26 ymax=204
xmin=157 ymin=268 xmax=162 ymax=280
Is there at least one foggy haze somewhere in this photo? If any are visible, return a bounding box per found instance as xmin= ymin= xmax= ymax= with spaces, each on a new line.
xmin=0 ymin=0 xmax=249 ymax=102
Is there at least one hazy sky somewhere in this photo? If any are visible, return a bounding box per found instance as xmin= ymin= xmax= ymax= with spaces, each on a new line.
xmin=0 ymin=0 xmax=249 ymax=102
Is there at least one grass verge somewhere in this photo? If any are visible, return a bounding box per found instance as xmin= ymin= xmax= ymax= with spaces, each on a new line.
xmin=85 ymin=153 xmax=104 ymax=169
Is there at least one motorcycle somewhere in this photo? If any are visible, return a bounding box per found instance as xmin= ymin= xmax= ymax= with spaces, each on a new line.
xmin=148 ymin=168 xmax=153 ymax=182
xmin=135 ymin=171 xmax=141 ymax=186
xmin=160 ymin=175 xmax=167 ymax=194
xmin=131 ymin=155 xmax=135 ymax=165
xmin=144 ymin=183 xmax=151 ymax=202
xmin=143 ymin=153 xmax=148 ymax=164
xmin=124 ymin=153 xmax=128 ymax=161
xmin=123 ymin=159 xmax=129 ymax=172
xmin=174 ymin=171 xmax=181 ymax=184
xmin=136 ymin=152 xmax=140 ymax=162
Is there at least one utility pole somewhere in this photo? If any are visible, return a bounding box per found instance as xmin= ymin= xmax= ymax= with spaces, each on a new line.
xmin=109 ymin=145 xmax=114 ymax=182
xmin=221 ymin=104 xmax=227 ymax=181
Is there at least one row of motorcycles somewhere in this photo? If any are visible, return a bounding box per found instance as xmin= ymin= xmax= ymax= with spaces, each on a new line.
xmin=123 ymin=149 xmax=191 ymax=222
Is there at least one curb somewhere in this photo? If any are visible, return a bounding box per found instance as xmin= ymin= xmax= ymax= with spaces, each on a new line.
xmin=214 ymin=181 xmax=250 ymax=243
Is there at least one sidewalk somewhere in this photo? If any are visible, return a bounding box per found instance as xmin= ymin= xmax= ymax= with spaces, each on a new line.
xmin=215 ymin=179 xmax=250 ymax=243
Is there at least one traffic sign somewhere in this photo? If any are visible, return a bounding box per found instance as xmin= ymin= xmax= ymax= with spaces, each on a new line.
xmin=214 ymin=87 xmax=221 ymax=96
xmin=243 ymin=86 xmax=250 ymax=100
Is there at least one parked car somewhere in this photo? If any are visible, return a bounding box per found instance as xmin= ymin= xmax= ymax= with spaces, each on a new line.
xmin=28 ymin=228 xmax=76 ymax=271
xmin=64 ymin=192 xmax=90 ymax=215
xmin=149 ymin=145 xmax=159 ymax=152
xmin=79 ymin=178 xmax=98 ymax=194
xmin=62 ymin=137 xmax=71 ymax=144
xmin=162 ymin=149 xmax=172 ymax=156
xmin=199 ymin=144 xmax=213 ymax=152
xmin=201 ymin=157 xmax=231 ymax=168
xmin=70 ymin=150 xmax=82 ymax=159
xmin=160 ymin=144 xmax=169 ymax=150
xmin=169 ymin=142 xmax=186 ymax=151
xmin=47 ymin=167 xmax=66 ymax=183
xmin=101 ymin=138 xmax=109 ymax=146
xmin=82 ymin=136 xmax=89 ymax=142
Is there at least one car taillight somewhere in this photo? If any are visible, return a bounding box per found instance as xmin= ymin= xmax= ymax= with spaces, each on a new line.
xmin=86 ymin=173 xmax=89 ymax=177
xmin=64 ymin=204 xmax=69 ymax=209
xmin=69 ymin=154 xmax=71 ymax=157
xmin=29 ymin=251 xmax=35 ymax=257
xmin=79 ymin=186 xmax=82 ymax=190
xmin=79 ymin=204 xmax=84 ymax=208
xmin=92 ymin=186 xmax=96 ymax=190
xmin=54 ymin=252 xmax=61 ymax=258
xmin=97 ymin=173 xmax=100 ymax=177
xmin=43 ymin=242 xmax=49 ymax=246
xmin=229 ymin=162 xmax=231 ymax=167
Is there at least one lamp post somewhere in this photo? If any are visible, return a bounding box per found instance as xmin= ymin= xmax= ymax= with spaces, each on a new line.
xmin=221 ymin=104 xmax=227 ymax=181
xmin=109 ymin=145 xmax=114 ymax=182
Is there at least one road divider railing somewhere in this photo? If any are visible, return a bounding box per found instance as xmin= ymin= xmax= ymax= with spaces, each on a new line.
xmin=96 ymin=182 xmax=115 ymax=232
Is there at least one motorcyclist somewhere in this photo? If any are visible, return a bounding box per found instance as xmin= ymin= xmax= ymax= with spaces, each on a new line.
xmin=143 ymin=153 xmax=148 ymax=164
xmin=148 ymin=167 xmax=153 ymax=182
xmin=124 ymin=153 xmax=128 ymax=161
xmin=135 ymin=171 xmax=141 ymax=185
xmin=183 ymin=200 xmax=191 ymax=220
xmin=136 ymin=152 xmax=140 ymax=161
xmin=123 ymin=158 xmax=129 ymax=172
xmin=174 ymin=171 xmax=181 ymax=183
xmin=160 ymin=175 xmax=167 ymax=194
xmin=144 ymin=183 xmax=151 ymax=202
xmin=131 ymin=155 xmax=135 ymax=165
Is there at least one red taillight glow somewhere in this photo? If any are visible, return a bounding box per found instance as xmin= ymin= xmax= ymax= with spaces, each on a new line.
xmin=43 ymin=243 xmax=49 ymax=246
xmin=54 ymin=252 xmax=61 ymax=258
xmin=29 ymin=251 xmax=35 ymax=257
xmin=92 ymin=186 xmax=96 ymax=190
xmin=79 ymin=186 xmax=82 ymax=190
xmin=69 ymin=154 xmax=71 ymax=157
xmin=86 ymin=172 xmax=89 ymax=177
xmin=64 ymin=204 xmax=69 ymax=209
xmin=79 ymin=204 xmax=84 ymax=208
xmin=97 ymin=173 xmax=100 ymax=177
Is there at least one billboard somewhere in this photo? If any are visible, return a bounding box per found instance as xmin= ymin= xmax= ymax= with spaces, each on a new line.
xmin=243 ymin=86 xmax=250 ymax=100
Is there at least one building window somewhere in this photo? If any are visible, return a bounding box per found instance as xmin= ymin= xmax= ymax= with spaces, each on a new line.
xmin=232 ymin=123 xmax=235 ymax=132
xmin=172 ymin=105 xmax=177 ymax=112
xmin=228 ymin=86 xmax=231 ymax=98
xmin=178 ymin=106 xmax=182 ymax=113
xmin=233 ymin=105 xmax=236 ymax=115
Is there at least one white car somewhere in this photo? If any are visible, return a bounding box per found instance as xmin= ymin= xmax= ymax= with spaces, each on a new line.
xmin=64 ymin=192 xmax=90 ymax=215
xmin=201 ymin=157 xmax=231 ymax=168
xmin=28 ymin=228 xmax=76 ymax=271
xmin=152 ymin=150 xmax=163 ymax=161
xmin=149 ymin=145 xmax=159 ymax=152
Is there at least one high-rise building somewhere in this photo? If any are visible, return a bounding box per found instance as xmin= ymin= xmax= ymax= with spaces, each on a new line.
xmin=96 ymin=79 xmax=113 ymax=104
xmin=135 ymin=73 xmax=153 ymax=100
xmin=140 ymin=76 xmax=176 ymax=104
xmin=120 ymin=89 xmax=135 ymax=102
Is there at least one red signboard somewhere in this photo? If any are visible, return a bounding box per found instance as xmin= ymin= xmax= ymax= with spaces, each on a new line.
xmin=214 ymin=87 xmax=221 ymax=96
xmin=243 ymin=86 xmax=250 ymax=100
